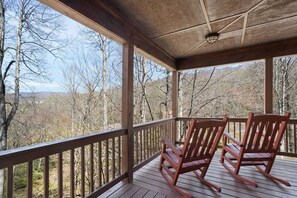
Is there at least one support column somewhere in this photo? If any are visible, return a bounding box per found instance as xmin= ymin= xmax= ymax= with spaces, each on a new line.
xmin=172 ymin=71 xmax=178 ymax=143
xmin=264 ymin=57 xmax=273 ymax=114
xmin=122 ymin=43 xmax=134 ymax=182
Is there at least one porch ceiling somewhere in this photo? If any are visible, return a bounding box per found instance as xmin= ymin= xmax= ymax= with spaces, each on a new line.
xmin=40 ymin=0 xmax=297 ymax=70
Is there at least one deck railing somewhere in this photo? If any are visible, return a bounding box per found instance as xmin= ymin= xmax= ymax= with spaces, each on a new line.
xmin=1 ymin=117 xmax=297 ymax=197
xmin=176 ymin=117 xmax=297 ymax=157
xmin=133 ymin=118 xmax=175 ymax=171
xmin=0 ymin=128 xmax=126 ymax=198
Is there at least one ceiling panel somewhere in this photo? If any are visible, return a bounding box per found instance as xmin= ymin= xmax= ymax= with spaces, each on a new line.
xmin=211 ymin=16 xmax=239 ymax=33
xmin=247 ymin=0 xmax=297 ymax=27
xmin=153 ymin=25 xmax=209 ymax=57
xmin=244 ymin=16 xmax=297 ymax=46
xmin=205 ymin=0 xmax=262 ymax=21
xmin=107 ymin=0 xmax=206 ymax=38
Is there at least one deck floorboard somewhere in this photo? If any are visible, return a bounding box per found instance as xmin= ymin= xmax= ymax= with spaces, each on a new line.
xmin=99 ymin=154 xmax=297 ymax=198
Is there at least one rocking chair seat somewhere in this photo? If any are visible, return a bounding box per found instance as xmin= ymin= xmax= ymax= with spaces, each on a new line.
xmin=225 ymin=144 xmax=272 ymax=159
xmin=164 ymin=148 xmax=208 ymax=170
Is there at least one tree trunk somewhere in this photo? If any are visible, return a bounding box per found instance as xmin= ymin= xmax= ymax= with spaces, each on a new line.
xmin=140 ymin=57 xmax=146 ymax=123
xmin=165 ymin=70 xmax=170 ymax=117
xmin=177 ymin=72 xmax=185 ymax=143
xmin=0 ymin=0 xmax=22 ymax=196
xmin=102 ymin=45 xmax=108 ymax=130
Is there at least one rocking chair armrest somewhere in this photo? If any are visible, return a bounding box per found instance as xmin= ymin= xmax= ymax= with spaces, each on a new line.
xmin=161 ymin=137 xmax=183 ymax=157
xmin=223 ymin=132 xmax=243 ymax=147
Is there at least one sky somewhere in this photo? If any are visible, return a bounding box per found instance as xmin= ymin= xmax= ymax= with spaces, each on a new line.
xmin=21 ymin=13 xmax=83 ymax=93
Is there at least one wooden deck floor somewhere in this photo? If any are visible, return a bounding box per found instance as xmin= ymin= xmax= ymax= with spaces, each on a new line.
xmin=99 ymin=154 xmax=297 ymax=198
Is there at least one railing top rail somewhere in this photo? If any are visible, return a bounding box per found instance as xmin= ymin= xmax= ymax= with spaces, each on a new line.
xmin=133 ymin=118 xmax=175 ymax=131
xmin=177 ymin=117 xmax=297 ymax=123
xmin=0 ymin=128 xmax=126 ymax=169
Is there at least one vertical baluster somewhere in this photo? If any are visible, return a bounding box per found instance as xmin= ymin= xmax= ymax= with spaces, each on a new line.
xmin=154 ymin=126 xmax=157 ymax=151
xmin=81 ymin=146 xmax=85 ymax=197
xmin=239 ymin=122 xmax=242 ymax=141
xmin=27 ymin=161 xmax=33 ymax=198
xmin=155 ymin=126 xmax=158 ymax=152
xmin=152 ymin=127 xmax=155 ymax=154
xmin=233 ymin=121 xmax=236 ymax=139
xmin=149 ymin=128 xmax=152 ymax=156
xmin=171 ymin=121 xmax=174 ymax=142
xmin=181 ymin=120 xmax=184 ymax=142
xmin=157 ymin=125 xmax=160 ymax=150
xmin=90 ymin=144 xmax=94 ymax=193
xmin=70 ymin=149 xmax=75 ymax=198
xmin=293 ymin=124 xmax=297 ymax=154
xmin=227 ymin=121 xmax=230 ymax=143
xmin=118 ymin=136 xmax=121 ymax=175
xmin=140 ymin=130 xmax=143 ymax=162
xmin=144 ymin=129 xmax=147 ymax=159
xmin=112 ymin=138 xmax=115 ymax=179
xmin=105 ymin=139 xmax=109 ymax=183
xmin=44 ymin=156 xmax=49 ymax=198
xmin=285 ymin=125 xmax=289 ymax=153
xmin=166 ymin=122 xmax=169 ymax=138
xmin=58 ymin=152 xmax=63 ymax=198
xmin=98 ymin=141 xmax=102 ymax=187
xmin=146 ymin=129 xmax=149 ymax=158
xmin=135 ymin=131 xmax=139 ymax=165
xmin=7 ymin=167 xmax=13 ymax=198
xmin=157 ymin=125 xmax=161 ymax=149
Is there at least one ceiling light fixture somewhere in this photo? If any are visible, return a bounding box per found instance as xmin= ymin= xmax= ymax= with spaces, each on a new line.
xmin=205 ymin=32 xmax=220 ymax=44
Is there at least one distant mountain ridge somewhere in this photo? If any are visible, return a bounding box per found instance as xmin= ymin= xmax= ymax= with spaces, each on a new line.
xmin=19 ymin=92 xmax=68 ymax=99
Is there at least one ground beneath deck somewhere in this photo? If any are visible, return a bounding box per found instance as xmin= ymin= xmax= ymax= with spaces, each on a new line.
xmin=99 ymin=154 xmax=297 ymax=198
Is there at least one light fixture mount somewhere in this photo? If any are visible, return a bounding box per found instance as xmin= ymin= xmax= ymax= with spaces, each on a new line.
xmin=205 ymin=32 xmax=220 ymax=44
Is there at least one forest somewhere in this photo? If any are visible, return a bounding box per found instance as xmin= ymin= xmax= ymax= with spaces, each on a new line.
xmin=0 ymin=0 xmax=297 ymax=197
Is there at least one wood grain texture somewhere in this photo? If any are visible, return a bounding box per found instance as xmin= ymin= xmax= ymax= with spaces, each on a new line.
xmin=0 ymin=128 xmax=126 ymax=169
xmin=122 ymin=42 xmax=134 ymax=182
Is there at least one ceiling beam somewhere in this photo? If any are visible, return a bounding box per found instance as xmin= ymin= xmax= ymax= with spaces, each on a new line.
xmin=39 ymin=0 xmax=176 ymax=70
xmin=176 ymin=37 xmax=297 ymax=70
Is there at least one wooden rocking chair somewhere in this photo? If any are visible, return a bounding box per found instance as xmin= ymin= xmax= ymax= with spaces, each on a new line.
xmin=220 ymin=112 xmax=291 ymax=187
xmin=159 ymin=117 xmax=228 ymax=197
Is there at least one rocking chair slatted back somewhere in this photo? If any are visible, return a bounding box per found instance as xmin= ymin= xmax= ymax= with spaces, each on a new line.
xmin=242 ymin=112 xmax=290 ymax=153
xmin=182 ymin=118 xmax=227 ymax=162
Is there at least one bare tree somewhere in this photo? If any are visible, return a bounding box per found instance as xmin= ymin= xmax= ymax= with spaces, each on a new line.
xmin=79 ymin=30 xmax=115 ymax=130
xmin=0 ymin=0 xmax=64 ymax=195
xmin=274 ymin=57 xmax=297 ymax=152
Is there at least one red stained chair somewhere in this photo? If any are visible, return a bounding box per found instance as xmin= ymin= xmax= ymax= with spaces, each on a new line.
xmin=159 ymin=117 xmax=228 ymax=197
xmin=220 ymin=112 xmax=291 ymax=187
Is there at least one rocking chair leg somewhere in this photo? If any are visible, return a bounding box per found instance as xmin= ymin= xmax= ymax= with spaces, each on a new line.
xmin=194 ymin=170 xmax=221 ymax=192
xmin=159 ymin=156 xmax=164 ymax=171
xmin=220 ymin=161 xmax=258 ymax=187
xmin=220 ymin=148 xmax=227 ymax=164
xmin=256 ymin=166 xmax=291 ymax=186
xmin=159 ymin=169 xmax=192 ymax=198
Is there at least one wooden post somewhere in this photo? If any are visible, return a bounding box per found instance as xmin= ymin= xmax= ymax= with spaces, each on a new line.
xmin=122 ymin=42 xmax=134 ymax=182
xmin=265 ymin=57 xmax=273 ymax=114
xmin=172 ymin=71 xmax=178 ymax=143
